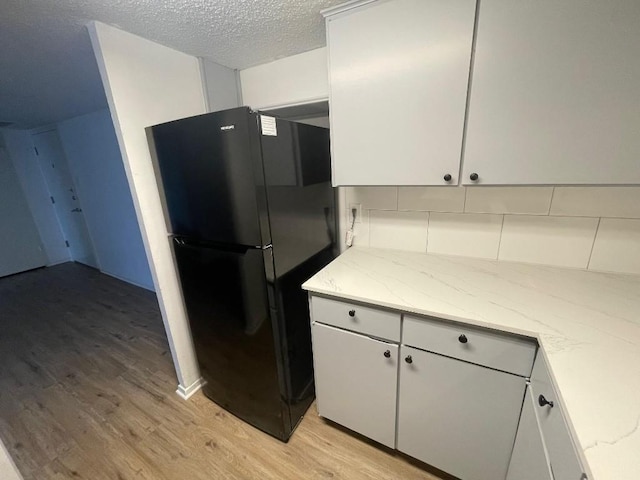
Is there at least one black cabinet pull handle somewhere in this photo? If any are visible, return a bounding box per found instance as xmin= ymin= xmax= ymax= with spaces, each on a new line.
xmin=538 ymin=394 xmax=554 ymax=408
xmin=405 ymin=355 xmax=413 ymax=364
xmin=470 ymin=173 xmax=479 ymax=181
xmin=458 ymin=334 xmax=468 ymax=344
xmin=348 ymin=310 xmax=355 ymax=317
xmin=443 ymin=173 xmax=452 ymax=182
xmin=383 ymin=350 xmax=391 ymax=358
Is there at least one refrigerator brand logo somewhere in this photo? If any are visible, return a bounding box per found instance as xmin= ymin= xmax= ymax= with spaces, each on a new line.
xmin=220 ymin=125 xmax=235 ymax=131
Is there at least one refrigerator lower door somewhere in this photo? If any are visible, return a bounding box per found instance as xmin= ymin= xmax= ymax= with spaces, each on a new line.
xmin=172 ymin=238 xmax=288 ymax=439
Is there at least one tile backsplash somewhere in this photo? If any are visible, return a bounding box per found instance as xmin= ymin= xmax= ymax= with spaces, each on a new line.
xmin=343 ymin=186 xmax=640 ymax=275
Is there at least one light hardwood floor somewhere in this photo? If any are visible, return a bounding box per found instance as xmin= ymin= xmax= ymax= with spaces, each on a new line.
xmin=0 ymin=263 xmax=447 ymax=480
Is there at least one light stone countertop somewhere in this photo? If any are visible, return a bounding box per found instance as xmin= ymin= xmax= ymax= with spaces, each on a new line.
xmin=302 ymin=247 xmax=640 ymax=480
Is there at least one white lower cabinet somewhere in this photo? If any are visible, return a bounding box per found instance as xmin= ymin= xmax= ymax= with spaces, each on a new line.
xmin=506 ymin=385 xmax=554 ymax=480
xmin=397 ymin=346 xmax=526 ymax=480
xmin=506 ymin=357 xmax=588 ymax=480
xmin=311 ymin=322 xmax=398 ymax=448
xmin=309 ymin=295 xmax=587 ymax=480
xmin=530 ymin=354 xmax=587 ymax=480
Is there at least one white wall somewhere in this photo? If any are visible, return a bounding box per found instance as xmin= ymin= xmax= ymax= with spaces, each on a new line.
xmin=200 ymin=59 xmax=240 ymax=112
xmin=345 ymin=186 xmax=640 ymax=275
xmin=57 ymin=109 xmax=154 ymax=290
xmin=240 ymin=47 xmax=329 ymax=109
xmin=88 ymin=21 xmax=206 ymax=397
xmin=2 ymin=129 xmax=70 ymax=265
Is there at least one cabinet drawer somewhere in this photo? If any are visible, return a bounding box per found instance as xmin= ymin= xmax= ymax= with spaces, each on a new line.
xmin=530 ymin=353 xmax=586 ymax=480
xmin=310 ymin=296 xmax=400 ymax=342
xmin=403 ymin=315 xmax=536 ymax=376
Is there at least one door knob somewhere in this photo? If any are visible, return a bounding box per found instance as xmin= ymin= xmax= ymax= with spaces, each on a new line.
xmin=348 ymin=310 xmax=355 ymax=317
xmin=469 ymin=173 xmax=479 ymax=182
xmin=383 ymin=350 xmax=391 ymax=358
xmin=458 ymin=334 xmax=468 ymax=344
xmin=404 ymin=355 xmax=413 ymax=364
xmin=443 ymin=173 xmax=452 ymax=182
xmin=538 ymin=394 xmax=554 ymax=408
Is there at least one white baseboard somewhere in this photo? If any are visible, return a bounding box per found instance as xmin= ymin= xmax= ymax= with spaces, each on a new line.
xmin=101 ymin=270 xmax=155 ymax=291
xmin=176 ymin=377 xmax=204 ymax=400
xmin=46 ymin=259 xmax=71 ymax=267
xmin=0 ymin=438 xmax=23 ymax=480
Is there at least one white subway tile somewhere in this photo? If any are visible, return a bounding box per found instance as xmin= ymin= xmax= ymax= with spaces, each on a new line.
xmin=369 ymin=210 xmax=428 ymax=252
xmin=589 ymin=219 xmax=640 ymax=275
xmin=345 ymin=187 xmax=397 ymax=211
xmin=465 ymin=187 xmax=553 ymax=214
xmin=551 ymin=187 xmax=640 ymax=218
xmin=427 ymin=213 xmax=502 ymax=259
xmin=398 ymin=187 xmax=465 ymax=212
xmin=499 ymin=215 xmax=598 ymax=268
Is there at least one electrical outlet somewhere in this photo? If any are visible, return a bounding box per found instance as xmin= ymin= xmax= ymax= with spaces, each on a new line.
xmin=349 ymin=203 xmax=362 ymax=224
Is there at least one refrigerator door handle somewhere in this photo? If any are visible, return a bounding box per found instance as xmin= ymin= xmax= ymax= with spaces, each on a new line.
xmin=174 ymin=236 xmax=271 ymax=251
xmin=172 ymin=236 xmax=257 ymax=254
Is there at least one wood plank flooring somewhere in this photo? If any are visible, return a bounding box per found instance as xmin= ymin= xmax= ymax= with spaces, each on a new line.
xmin=0 ymin=263 xmax=446 ymax=480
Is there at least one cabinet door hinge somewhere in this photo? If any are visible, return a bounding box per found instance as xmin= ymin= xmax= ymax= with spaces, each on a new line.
xmin=50 ymin=196 xmax=55 ymax=204
xmin=34 ymin=147 xmax=39 ymax=155
xmin=65 ymin=240 xmax=70 ymax=248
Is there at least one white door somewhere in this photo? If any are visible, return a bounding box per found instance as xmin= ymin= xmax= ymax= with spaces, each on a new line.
xmin=32 ymin=130 xmax=98 ymax=268
xmin=0 ymin=148 xmax=47 ymax=277
xmin=311 ymin=323 xmax=399 ymax=448
xmin=397 ymin=345 xmax=526 ymax=480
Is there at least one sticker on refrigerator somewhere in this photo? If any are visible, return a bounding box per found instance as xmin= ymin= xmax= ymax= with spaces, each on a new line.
xmin=260 ymin=115 xmax=277 ymax=136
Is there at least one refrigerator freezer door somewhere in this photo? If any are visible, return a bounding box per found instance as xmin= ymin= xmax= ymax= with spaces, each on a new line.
xmin=172 ymin=238 xmax=287 ymax=439
xmin=260 ymin=119 xmax=336 ymax=278
xmin=149 ymin=107 xmax=270 ymax=246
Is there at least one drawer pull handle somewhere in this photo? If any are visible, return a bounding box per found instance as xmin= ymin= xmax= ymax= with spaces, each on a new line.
xmin=405 ymin=355 xmax=413 ymax=364
xmin=348 ymin=310 xmax=356 ymax=317
xmin=458 ymin=334 xmax=468 ymax=344
xmin=538 ymin=394 xmax=554 ymax=408
xmin=383 ymin=350 xmax=391 ymax=358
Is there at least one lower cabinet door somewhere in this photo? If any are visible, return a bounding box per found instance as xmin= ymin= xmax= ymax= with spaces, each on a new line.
xmin=506 ymin=385 xmax=554 ymax=480
xmin=530 ymin=354 xmax=586 ymax=480
xmin=397 ymin=346 xmax=526 ymax=480
xmin=311 ymin=323 xmax=398 ymax=448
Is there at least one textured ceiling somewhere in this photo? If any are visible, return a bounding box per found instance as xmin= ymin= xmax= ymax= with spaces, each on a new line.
xmin=0 ymin=0 xmax=344 ymax=129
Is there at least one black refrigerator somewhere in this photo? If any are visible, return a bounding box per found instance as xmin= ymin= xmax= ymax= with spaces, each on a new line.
xmin=147 ymin=107 xmax=336 ymax=441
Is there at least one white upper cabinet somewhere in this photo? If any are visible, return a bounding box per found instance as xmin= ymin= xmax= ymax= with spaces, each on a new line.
xmin=325 ymin=0 xmax=477 ymax=186
xmin=463 ymin=0 xmax=640 ymax=185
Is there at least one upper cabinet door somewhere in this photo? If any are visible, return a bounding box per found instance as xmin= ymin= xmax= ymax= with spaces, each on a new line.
xmin=463 ymin=0 xmax=640 ymax=185
xmin=325 ymin=0 xmax=477 ymax=186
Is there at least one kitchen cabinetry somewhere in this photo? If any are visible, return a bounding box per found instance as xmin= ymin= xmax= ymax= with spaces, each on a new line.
xmin=506 ymin=385 xmax=554 ymax=480
xmin=529 ymin=354 xmax=587 ymax=480
xmin=323 ymin=0 xmax=476 ymax=186
xmin=398 ymin=315 xmax=534 ymax=480
xmin=309 ymin=295 xmax=539 ymax=479
xmin=310 ymin=296 xmax=401 ymax=448
xmin=397 ymin=345 xmax=526 ymax=480
xmin=311 ymin=322 xmax=398 ymax=448
xmin=463 ymin=0 xmax=640 ymax=185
